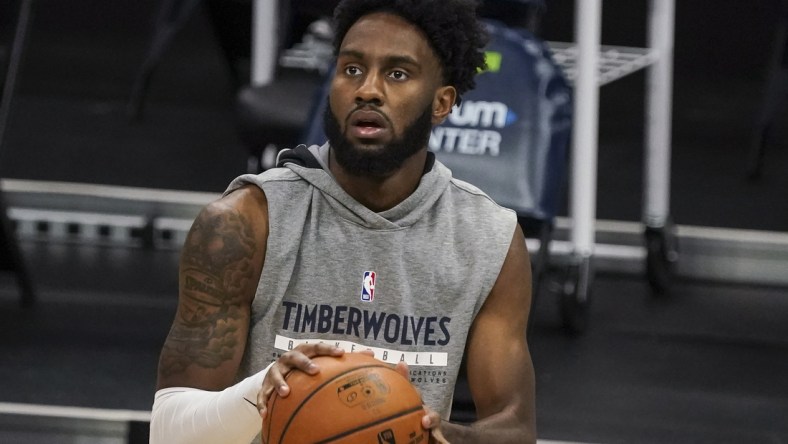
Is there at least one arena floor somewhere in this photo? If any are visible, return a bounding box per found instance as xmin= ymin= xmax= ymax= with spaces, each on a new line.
xmin=0 ymin=240 xmax=787 ymax=443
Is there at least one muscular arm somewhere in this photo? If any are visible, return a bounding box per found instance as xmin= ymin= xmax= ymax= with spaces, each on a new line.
xmin=442 ymin=224 xmax=537 ymax=443
xmin=157 ymin=185 xmax=269 ymax=391
xmin=151 ymin=185 xmax=343 ymax=443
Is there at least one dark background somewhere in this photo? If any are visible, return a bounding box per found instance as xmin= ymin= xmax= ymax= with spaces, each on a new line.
xmin=1 ymin=0 xmax=787 ymax=230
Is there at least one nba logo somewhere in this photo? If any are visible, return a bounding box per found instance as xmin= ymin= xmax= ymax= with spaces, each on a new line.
xmin=361 ymin=271 xmax=376 ymax=302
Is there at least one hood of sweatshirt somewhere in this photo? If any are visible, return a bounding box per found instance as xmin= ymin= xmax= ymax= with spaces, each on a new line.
xmin=277 ymin=143 xmax=453 ymax=230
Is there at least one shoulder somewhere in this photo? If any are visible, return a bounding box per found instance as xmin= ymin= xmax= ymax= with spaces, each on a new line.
xmin=434 ymin=160 xmax=514 ymax=216
xmin=221 ymin=183 xmax=268 ymax=212
xmin=194 ymin=184 xmax=269 ymax=244
xmin=224 ymin=169 xmax=304 ymax=195
xmin=448 ymin=176 xmax=503 ymax=204
xmin=446 ymin=175 xmax=518 ymax=228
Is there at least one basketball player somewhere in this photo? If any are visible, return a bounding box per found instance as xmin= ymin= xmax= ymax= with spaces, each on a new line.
xmin=150 ymin=1 xmax=536 ymax=442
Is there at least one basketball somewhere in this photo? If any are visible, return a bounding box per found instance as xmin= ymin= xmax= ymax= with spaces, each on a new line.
xmin=262 ymin=353 xmax=429 ymax=444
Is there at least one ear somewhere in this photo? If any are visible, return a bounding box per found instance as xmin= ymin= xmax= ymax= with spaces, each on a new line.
xmin=431 ymin=86 xmax=457 ymax=125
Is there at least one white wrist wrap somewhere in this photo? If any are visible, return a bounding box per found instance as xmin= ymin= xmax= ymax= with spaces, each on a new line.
xmin=149 ymin=362 xmax=273 ymax=444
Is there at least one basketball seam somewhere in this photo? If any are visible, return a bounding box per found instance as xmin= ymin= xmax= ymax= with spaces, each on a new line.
xmin=276 ymin=364 xmax=405 ymax=443
xmin=315 ymin=405 xmax=425 ymax=444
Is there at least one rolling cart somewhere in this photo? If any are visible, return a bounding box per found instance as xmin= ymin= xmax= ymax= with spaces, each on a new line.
xmin=546 ymin=0 xmax=679 ymax=332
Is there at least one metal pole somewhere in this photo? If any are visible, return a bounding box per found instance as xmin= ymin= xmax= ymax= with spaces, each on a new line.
xmin=0 ymin=0 xmax=37 ymax=308
xmin=251 ymin=0 xmax=278 ymax=86
xmin=569 ymin=0 xmax=602 ymax=257
xmin=0 ymin=0 xmax=34 ymax=150
xmin=643 ymin=0 xmax=675 ymax=228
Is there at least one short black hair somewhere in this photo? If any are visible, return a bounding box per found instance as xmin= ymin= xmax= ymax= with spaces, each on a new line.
xmin=332 ymin=0 xmax=488 ymax=105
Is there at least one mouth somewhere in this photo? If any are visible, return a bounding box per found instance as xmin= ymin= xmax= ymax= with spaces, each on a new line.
xmin=348 ymin=110 xmax=390 ymax=140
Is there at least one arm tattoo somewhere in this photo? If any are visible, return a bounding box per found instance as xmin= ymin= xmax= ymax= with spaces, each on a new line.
xmin=160 ymin=207 xmax=259 ymax=376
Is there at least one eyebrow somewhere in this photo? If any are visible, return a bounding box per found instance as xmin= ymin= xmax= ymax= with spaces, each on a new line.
xmin=338 ymin=49 xmax=420 ymax=69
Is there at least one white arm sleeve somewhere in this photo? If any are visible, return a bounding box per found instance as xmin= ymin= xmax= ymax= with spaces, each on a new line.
xmin=149 ymin=362 xmax=273 ymax=444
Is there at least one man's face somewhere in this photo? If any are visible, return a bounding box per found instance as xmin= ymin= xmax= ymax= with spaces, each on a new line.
xmin=326 ymin=12 xmax=453 ymax=177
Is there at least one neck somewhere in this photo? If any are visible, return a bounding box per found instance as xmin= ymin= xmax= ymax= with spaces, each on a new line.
xmin=329 ymin=149 xmax=428 ymax=212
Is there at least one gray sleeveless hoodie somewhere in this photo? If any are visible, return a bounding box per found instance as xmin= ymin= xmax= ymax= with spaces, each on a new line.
xmin=224 ymin=144 xmax=517 ymax=419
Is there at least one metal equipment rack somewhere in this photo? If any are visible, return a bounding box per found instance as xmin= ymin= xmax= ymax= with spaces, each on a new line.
xmin=547 ymin=0 xmax=678 ymax=332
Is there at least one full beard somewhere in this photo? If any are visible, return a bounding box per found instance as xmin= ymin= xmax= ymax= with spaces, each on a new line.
xmin=323 ymin=101 xmax=433 ymax=177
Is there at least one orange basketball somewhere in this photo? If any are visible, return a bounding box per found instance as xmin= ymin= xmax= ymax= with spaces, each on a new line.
xmin=262 ymin=353 xmax=429 ymax=444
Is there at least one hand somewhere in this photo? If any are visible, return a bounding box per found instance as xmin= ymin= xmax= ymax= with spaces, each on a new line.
xmin=393 ymin=362 xmax=450 ymax=444
xmin=257 ymin=343 xmax=344 ymax=419
xmin=422 ymin=404 xmax=450 ymax=444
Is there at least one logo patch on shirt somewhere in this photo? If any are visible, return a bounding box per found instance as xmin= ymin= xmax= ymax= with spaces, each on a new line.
xmin=361 ymin=271 xmax=376 ymax=302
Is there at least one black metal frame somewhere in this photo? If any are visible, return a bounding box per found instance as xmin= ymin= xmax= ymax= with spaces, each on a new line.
xmin=0 ymin=0 xmax=35 ymax=308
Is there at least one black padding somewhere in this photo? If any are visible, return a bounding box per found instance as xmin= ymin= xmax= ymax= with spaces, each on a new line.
xmin=235 ymin=68 xmax=324 ymax=155
xmin=276 ymin=144 xmax=322 ymax=169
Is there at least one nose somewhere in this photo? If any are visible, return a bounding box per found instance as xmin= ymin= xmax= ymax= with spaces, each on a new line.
xmin=354 ymin=72 xmax=384 ymax=107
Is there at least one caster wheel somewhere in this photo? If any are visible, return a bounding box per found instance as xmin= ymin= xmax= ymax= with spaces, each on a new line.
xmin=645 ymin=223 xmax=678 ymax=295
xmin=559 ymin=257 xmax=592 ymax=334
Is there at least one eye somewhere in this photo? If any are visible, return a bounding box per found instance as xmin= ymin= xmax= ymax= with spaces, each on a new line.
xmin=388 ymin=70 xmax=409 ymax=81
xmin=344 ymin=65 xmax=363 ymax=76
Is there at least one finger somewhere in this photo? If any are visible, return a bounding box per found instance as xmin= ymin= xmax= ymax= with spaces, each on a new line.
xmin=421 ymin=408 xmax=442 ymax=430
xmin=285 ymin=343 xmax=346 ymax=376
xmin=297 ymin=342 xmax=345 ymax=358
xmin=394 ymin=361 xmax=409 ymax=379
xmin=358 ymin=349 xmax=375 ymax=357
xmin=418 ymin=405 xmax=448 ymax=444
xmin=429 ymin=427 xmax=450 ymax=444
xmin=278 ymin=344 xmax=344 ymax=375
xmin=266 ymin=362 xmax=293 ymax=397
xmin=257 ymin=384 xmax=277 ymax=418
xmin=267 ymin=345 xmax=345 ymax=401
